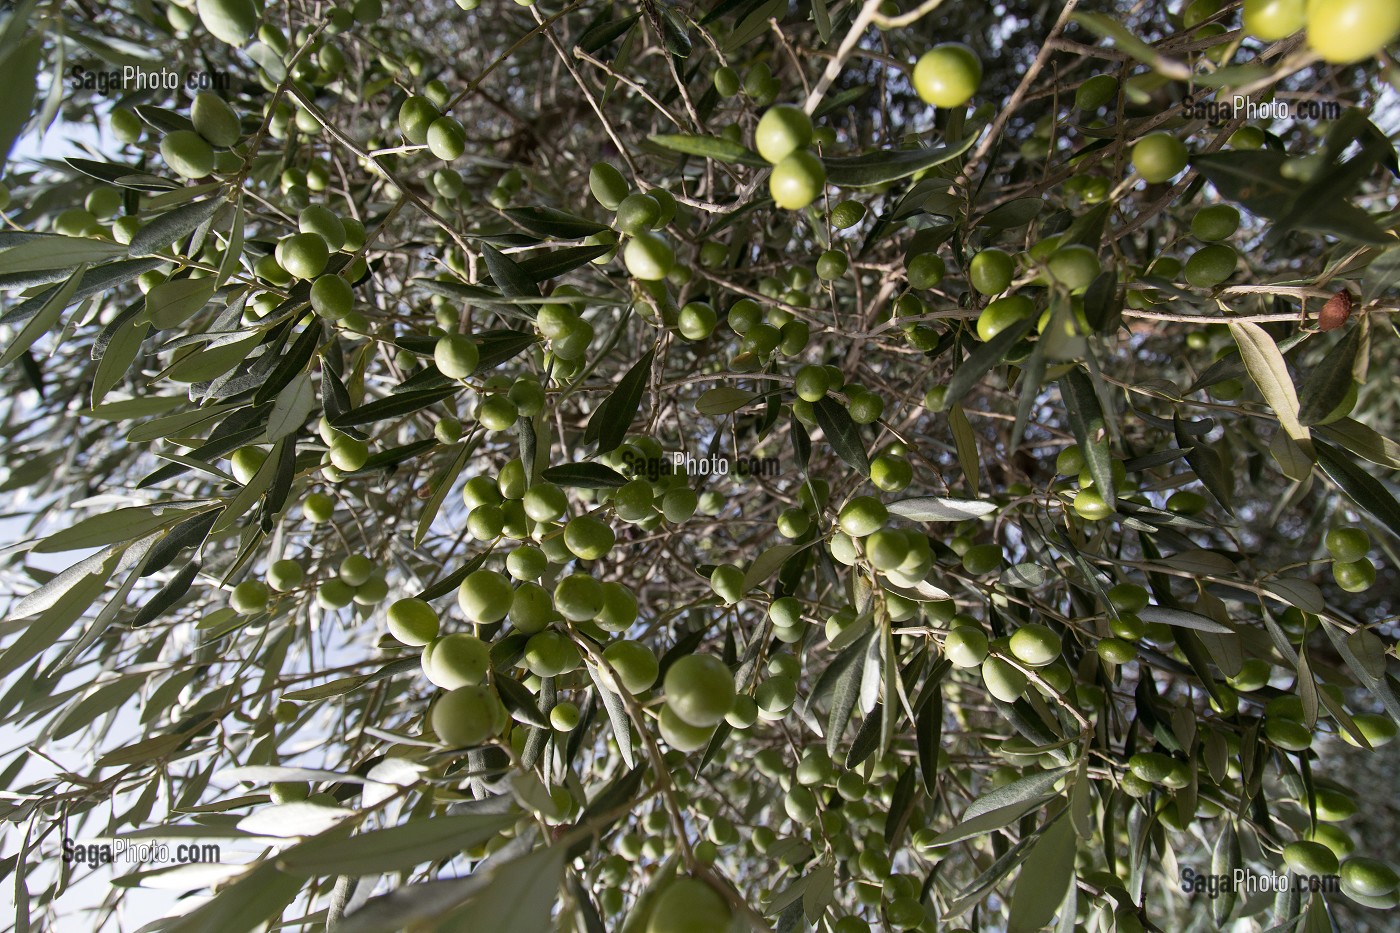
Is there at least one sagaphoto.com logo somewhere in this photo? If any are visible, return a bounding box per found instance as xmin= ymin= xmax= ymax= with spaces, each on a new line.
xmin=1180 ymin=92 xmax=1343 ymax=125
xmin=618 ymin=450 xmax=782 ymax=482
xmin=69 ymin=64 xmax=231 ymax=94
xmin=61 ymin=836 xmax=222 ymax=867
xmin=1179 ymin=865 xmax=1340 ymax=898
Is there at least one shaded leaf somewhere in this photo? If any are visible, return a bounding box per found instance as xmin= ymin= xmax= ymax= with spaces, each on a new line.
xmin=813 ymin=396 xmax=869 ymax=475
xmin=648 ymin=134 xmax=765 ymax=166
xmin=541 ymin=461 xmax=629 ymax=488
xmin=822 ymin=134 xmax=979 ymax=187
xmin=584 ymin=347 xmax=655 ymax=455
xmin=1314 ymin=440 xmax=1400 ymax=539
xmin=1007 ymin=815 xmax=1075 ymax=933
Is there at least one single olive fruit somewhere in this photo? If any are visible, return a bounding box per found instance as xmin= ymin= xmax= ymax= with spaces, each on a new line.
xmin=624 ymin=231 xmax=675 ymax=281
xmin=431 ymin=685 xmax=503 ymax=747
xmin=1284 ymin=840 xmax=1341 ymax=877
xmin=976 ymin=294 xmax=1035 ymax=342
xmin=426 ymin=116 xmax=467 ymax=161
xmin=277 ymin=232 xmax=330 ymax=280
xmin=1075 ymin=74 xmax=1118 ymax=111
xmin=338 ymin=553 xmax=375 ymax=587
xmin=523 ymin=630 xmax=582 ymax=677
xmin=196 ymin=0 xmax=258 ymax=46
xmin=769 ymin=151 xmax=826 ymax=211
xmin=831 ymin=200 xmax=866 ymax=229
xmin=968 ymin=248 xmax=1015 ymax=295
xmin=1184 ymin=244 xmax=1237 ymax=288
xmin=387 ymin=597 xmax=439 ymax=646
xmin=422 ymin=633 xmax=490 ymax=689
xmin=1305 ymin=0 xmax=1400 ymax=64
xmin=457 ymin=568 xmax=513 ymax=624
xmin=1338 ymin=855 xmax=1399 ymax=907
xmin=1132 ymin=132 xmax=1189 ymax=184
xmin=398 ymin=95 xmax=441 ymax=145
xmin=230 ymin=446 xmax=268 ymax=484
xmin=1009 ymin=623 xmax=1062 ymax=667
xmin=614 ymin=193 xmax=662 ymax=235
xmin=564 ymin=514 xmax=615 ymax=560
xmin=837 ymin=496 xmax=888 ymax=538
xmin=310 ymin=274 xmax=353 ymax=320
xmin=658 ymin=702 xmax=717 ymax=752
xmin=1244 ymin=0 xmax=1306 ymax=40
xmin=981 ymin=657 xmax=1028 ymax=702
xmin=663 ymin=654 xmax=736 ymax=728
xmin=316 ymin=578 xmax=355 ymax=609
xmin=1046 ymin=244 xmax=1101 ymax=290
xmin=1324 ymin=526 xmax=1369 ymax=563
xmin=602 ymin=640 xmax=659 ymax=694
xmin=554 ymin=573 xmax=605 ymax=622
xmin=589 ymin=161 xmax=628 ymax=210
xmin=230 ymin=580 xmax=270 ymax=614
xmin=713 ymin=65 xmax=741 ymax=97
xmin=328 ymin=434 xmax=369 ymax=472
xmin=1332 ymin=558 xmax=1376 ymax=593
xmin=755 ymin=103 xmax=814 ymax=164
xmin=160 ymin=130 xmax=215 ymax=179
xmin=1191 ymin=204 xmax=1241 ymax=241
xmin=191 ymin=92 xmax=241 ymax=147
xmin=945 ymin=627 xmax=990 ymax=668
xmin=302 ymin=492 xmax=335 ymax=523
xmin=961 ymin=543 xmax=1003 ymax=575
xmin=677 ymin=302 xmax=717 ymax=341
xmin=913 ymin=43 xmax=982 ymax=108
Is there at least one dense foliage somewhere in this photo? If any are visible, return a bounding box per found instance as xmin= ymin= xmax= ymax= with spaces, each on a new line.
xmin=1 ymin=0 xmax=1399 ymax=930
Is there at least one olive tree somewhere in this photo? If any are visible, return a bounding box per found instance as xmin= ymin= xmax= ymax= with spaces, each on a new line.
xmin=1 ymin=0 xmax=1398 ymax=931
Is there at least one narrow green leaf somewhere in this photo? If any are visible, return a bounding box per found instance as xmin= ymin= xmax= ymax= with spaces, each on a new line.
xmin=417 ymin=437 xmax=479 ymax=546
xmin=917 ymin=688 xmax=943 ymax=795
xmin=280 ymin=811 xmax=516 ymax=876
xmin=0 ymin=546 xmax=122 ymax=679
xmin=0 ymin=236 xmax=125 ymax=274
xmin=822 ymin=133 xmax=979 ymax=188
xmin=742 ymin=543 xmax=810 ymax=595
xmin=1071 ymin=12 xmax=1189 ymax=78
xmin=925 ymin=795 xmax=1056 ymax=848
xmin=0 ymin=263 xmax=84 ymax=368
xmin=331 ymin=386 xmax=458 ymax=428
xmin=887 ymin=496 xmax=997 ymax=522
xmin=515 ymin=244 xmax=611 ymax=282
xmin=540 ymin=461 xmax=629 ymax=488
xmin=1314 ymin=440 xmax=1400 ymax=539
xmin=161 ymin=862 xmax=305 ymax=933
xmin=0 ymin=35 xmax=41 ymax=169
xmin=647 ymin=134 xmax=765 ymax=166
xmin=1297 ymin=326 xmax=1361 ymax=426
xmin=1230 ymin=321 xmax=1310 ymax=452
xmin=585 ymin=347 xmax=655 ymax=455
xmin=146 ymin=277 xmax=217 ymax=330
xmin=266 ymin=372 xmax=316 ymax=442
xmin=965 ymin=767 xmax=1073 ymax=822
xmin=695 ymin=386 xmax=760 ymax=415
xmin=480 ymin=243 xmax=539 ymax=299
xmin=129 ymin=196 xmax=225 ymax=258
xmin=35 ymin=505 xmax=197 ymax=553
xmin=1137 ymin=605 xmax=1233 ymax=634
xmin=1007 ymin=814 xmax=1075 ymax=933
xmin=1060 ymin=366 xmax=1114 ymax=509
xmin=281 ymin=658 xmax=421 ymax=702
xmin=504 ymin=206 xmax=606 ymax=240
xmin=943 ymin=316 xmax=1034 ymax=410
xmin=91 ymin=308 xmax=149 ymax=407
xmin=813 ymin=396 xmax=869 ymax=475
